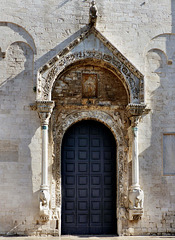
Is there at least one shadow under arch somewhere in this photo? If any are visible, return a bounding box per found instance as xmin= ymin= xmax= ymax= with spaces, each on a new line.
xmin=0 ymin=21 xmax=36 ymax=54
xmin=6 ymin=40 xmax=35 ymax=54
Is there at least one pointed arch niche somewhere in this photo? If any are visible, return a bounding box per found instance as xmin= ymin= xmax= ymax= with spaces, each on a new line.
xmin=36 ymin=25 xmax=146 ymax=235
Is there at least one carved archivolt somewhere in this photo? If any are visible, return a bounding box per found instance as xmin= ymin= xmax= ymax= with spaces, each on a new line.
xmin=38 ymin=51 xmax=143 ymax=104
xmin=37 ymin=26 xmax=144 ymax=105
xmin=51 ymin=110 xmax=128 ymax=219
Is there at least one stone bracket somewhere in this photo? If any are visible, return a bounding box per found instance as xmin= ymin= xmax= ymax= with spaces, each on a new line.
xmin=126 ymin=103 xmax=146 ymax=118
xmin=129 ymin=209 xmax=144 ymax=221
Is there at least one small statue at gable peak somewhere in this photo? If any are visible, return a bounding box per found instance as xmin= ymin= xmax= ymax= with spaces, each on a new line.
xmin=89 ymin=0 xmax=98 ymax=26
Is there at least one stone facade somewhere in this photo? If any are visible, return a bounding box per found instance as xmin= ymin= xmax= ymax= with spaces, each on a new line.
xmin=0 ymin=0 xmax=175 ymax=236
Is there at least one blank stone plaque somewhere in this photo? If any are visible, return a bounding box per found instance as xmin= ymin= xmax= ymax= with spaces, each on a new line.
xmin=163 ymin=133 xmax=175 ymax=175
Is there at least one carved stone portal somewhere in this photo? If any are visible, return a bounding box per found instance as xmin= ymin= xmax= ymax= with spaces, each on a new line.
xmin=34 ymin=4 xmax=147 ymax=234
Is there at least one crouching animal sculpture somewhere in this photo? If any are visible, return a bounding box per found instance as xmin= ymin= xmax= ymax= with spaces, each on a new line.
xmin=39 ymin=189 xmax=50 ymax=221
xmin=129 ymin=188 xmax=144 ymax=209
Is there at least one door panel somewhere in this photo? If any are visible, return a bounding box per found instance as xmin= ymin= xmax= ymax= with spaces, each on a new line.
xmin=61 ymin=120 xmax=116 ymax=235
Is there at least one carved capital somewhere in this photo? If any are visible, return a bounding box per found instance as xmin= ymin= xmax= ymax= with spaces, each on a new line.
xmin=126 ymin=103 xmax=146 ymax=118
xmin=126 ymin=103 xmax=146 ymax=127
xmin=36 ymin=101 xmax=55 ymax=126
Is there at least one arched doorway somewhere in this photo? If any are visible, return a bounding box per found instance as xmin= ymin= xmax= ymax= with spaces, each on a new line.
xmin=61 ymin=120 xmax=117 ymax=235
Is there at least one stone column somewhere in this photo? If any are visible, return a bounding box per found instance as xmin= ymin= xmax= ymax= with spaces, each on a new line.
xmin=126 ymin=104 xmax=146 ymax=220
xmin=37 ymin=101 xmax=55 ymax=221
xmin=131 ymin=117 xmax=140 ymax=189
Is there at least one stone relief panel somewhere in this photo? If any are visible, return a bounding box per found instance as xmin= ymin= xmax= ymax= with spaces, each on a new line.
xmin=82 ymin=73 xmax=98 ymax=98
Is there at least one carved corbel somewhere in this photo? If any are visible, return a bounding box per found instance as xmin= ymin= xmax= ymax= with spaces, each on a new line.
xmin=126 ymin=103 xmax=146 ymax=118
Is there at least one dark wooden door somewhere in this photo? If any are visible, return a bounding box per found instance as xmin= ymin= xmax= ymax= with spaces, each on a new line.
xmin=61 ymin=120 xmax=116 ymax=235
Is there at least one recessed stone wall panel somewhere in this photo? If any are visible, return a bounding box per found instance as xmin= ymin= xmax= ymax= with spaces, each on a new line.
xmin=52 ymin=65 xmax=128 ymax=106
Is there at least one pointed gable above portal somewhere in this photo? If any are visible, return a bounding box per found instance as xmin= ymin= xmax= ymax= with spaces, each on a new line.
xmin=37 ymin=26 xmax=144 ymax=105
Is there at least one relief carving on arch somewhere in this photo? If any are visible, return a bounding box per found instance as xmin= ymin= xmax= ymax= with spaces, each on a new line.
xmin=50 ymin=109 xmax=129 ymax=229
xmin=38 ymin=51 xmax=143 ymax=103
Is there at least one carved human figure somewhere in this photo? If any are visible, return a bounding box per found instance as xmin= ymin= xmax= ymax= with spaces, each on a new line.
xmin=129 ymin=188 xmax=144 ymax=209
xmin=89 ymin=1 xmax=98 ymax=25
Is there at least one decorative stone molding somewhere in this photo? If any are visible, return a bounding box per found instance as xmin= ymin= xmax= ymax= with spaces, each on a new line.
xmin=51 ymin=109 xmax=128 ymax=235
xmin=38 ymin=50 xmax=142 ymax=103
xmin=36 ymin=100 xmax=55 ymax=221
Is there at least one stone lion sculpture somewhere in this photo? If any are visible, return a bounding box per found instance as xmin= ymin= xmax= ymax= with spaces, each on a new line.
xmin=129 ymin=188 xmax=144 ymax=209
